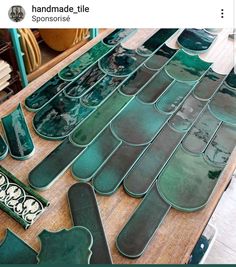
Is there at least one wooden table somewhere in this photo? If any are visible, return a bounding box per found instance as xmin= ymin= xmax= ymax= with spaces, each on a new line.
xmin=0 ymin=29 xmax=235 ymax=264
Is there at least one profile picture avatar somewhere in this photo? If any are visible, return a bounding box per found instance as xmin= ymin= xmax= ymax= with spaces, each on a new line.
xmin=8 ymin=6 xmax=25 ymax=22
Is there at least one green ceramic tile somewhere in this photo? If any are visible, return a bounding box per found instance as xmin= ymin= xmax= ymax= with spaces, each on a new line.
xmin=28 ymin=139 xmax=84 ymax=190
xmin=124 ymin=124 xmax=184 ymax=198
xmin=225 ymin=68 xmax=236 ymax=89
xmin=70 ymin=91 xmax=132 ymax=147
xmin=177 ymin=29 xmax=216 ymax=53
xmin=37 ymin=227 xmax=93 ymax=264
xmin=71 ymin=127 xmax=121 ymax=182
xmin=209 ymin=84 xmax=236 ymax=125
xmin=0 ymin=229 xmax=37 ymax=264
xmin=103 ymin=29 xmax=136 ymax=46
xmin=116 ymin=183 xmax=170 ymax=258
xmin=111 ymin=98 xmax=169 ymax=145
xmin=164 ymin=49 xmax=212 ymax=82
xmin=137 ymin=69 xmax=173 ymax=104
xmin=144 ymin=44 xmax=177 ymax=70
xmin=58 ymin=41 xmax=111 ymax=81
xmin=1 ymin=104 xmax=35 ymax=160
xmin=0 ymin=134 xmax=8 ymax=160
xmin=182 ymin=108 xmax=221 ymax=154
xmin=204 ymin=123 xmax=236 ymax=167
xmin=136 ymin=29 xmax=178 ymax=56
xmin=168 ymin=94 xmax=206 ymax=132
xmin=24 ymin=75 xmax=69 ymax=112
xmin=156 ymin=80 xmax=196 ymax=114
xmin=193 ymin=68 xmax=225 ymax=101
xmin=0 ymin=165 xmax=49 ymax=229
xmin=93 ymin=143 xmax=146 ymax=195
xmin=68 ymin=183 xmax=112 ymax=264
xmin=157 ymin=146 xmax=222 ymax=211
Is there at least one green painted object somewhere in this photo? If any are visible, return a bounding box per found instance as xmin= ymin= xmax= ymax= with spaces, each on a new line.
xmin=158 ymin=146 xmax=222 ymax=211
xmin=1 ymin=104 xmax=35 ymax=160
xmin=116 ymin=183 xmax=170 ymax=258
xmin=68 ymin=183 xmax=112 ymax=264
xmin=164 ymin=49 xmax=212 ymax=82
xmin=124 ymin=124 xmax=184 ymax=198
xmin=28 ymin=139 xmax=84 ymax=190
xmin=225 ymin=68 xmax=236 ymax=89
xmin=0 ymin=229 xmax=37 ymax=264
xmin=37 ymin=227 xmax=93 ymax=264
xmin=0 ymin=134 xmax=8 ymax=160
xmin=0 ymin=165 xmax=49 ymax=229
xmin=103 ymin=29 xmax=136 ymax=46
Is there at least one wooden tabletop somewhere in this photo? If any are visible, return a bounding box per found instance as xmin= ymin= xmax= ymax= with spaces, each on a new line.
xmin=0 ymin=29 xmax=235 ymax=264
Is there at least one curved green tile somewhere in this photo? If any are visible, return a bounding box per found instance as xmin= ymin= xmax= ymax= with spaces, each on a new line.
xmin=0 ymin=134 xmax=8 ymax=160
xmin=225 ymin=68 xmax=236 ymax=89
xmin=103 ymin=28 xmax=135 ymax=46
xmin=164 ymin=49 xmax=212 ymax=82
xmin=158 ymin=146 xmax=222 ymax=211
xmin=124 ymin=124 xmax=184 ymax=198
xmin=1 ymin=104 xmax=35 ymax=160
xmin=116 ymin=183 xmax=170 ymax=258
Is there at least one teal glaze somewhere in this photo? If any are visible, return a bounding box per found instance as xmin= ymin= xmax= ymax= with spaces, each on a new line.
xmin=1 ymin=104 xmax=35 ymax=160
xmin=225 ymin=68 xmax=236 ymax=89
xmin=103 ymin=29 xmax=135 ymax=46
xmin=0 ymin=135 xmax=8 ymax=160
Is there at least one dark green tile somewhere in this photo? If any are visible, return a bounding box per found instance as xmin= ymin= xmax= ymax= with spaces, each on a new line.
xmin=225 ymin=68 xmax=236 ymax=89
xmin=103 ymin=29 xmax=136 ymax=46
xmin=0 ymin=134 xmax=8 ymax=160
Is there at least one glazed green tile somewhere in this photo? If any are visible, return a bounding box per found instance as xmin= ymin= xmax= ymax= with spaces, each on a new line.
xmin=164 ymin=49 xmax=212 ymax=82
xmin=168 ymin=94 xmax=206 ymax=132
xmin=209 ymin=84 xmax=236 ymax=125
xmin=70 ymin=91 xmax=132 ymax=147
xmin=0 ymin=134 xmax=8 ymax=160
xmin=137 ymin=69 xmax=173 ymax=104
xmin=182 ymin=108 xmax=221 ymax=154
xmin=124 ymin=124 xmax=184 ymax=198
xmin=37 ymin=227 xmax=92 ymax=264
xmin=1 ymin=104 xmax=35 ymax=160
xmin=225 ymin=68 xmax=236 ymax=89
xmin=157 ymin=146 xmax=222 ymax=211
xmin=28 ymin=139 xmax=84 ymax=190
xmin=58 ymin=41 xmax=111 ymax=81
xmin=119 ymin=65 xmax=156 ymax=96
xmin=81 ymin=75 xmax=125 ymax=107
xmin=204 ymin=123 xmax=236 ymax=167
xmin=68 ymin=183 xmax=112 ymax=264
xmin=111 ymin=98 xmax=169 ymax=145
xmin=193 ymin=68 xmax=225 ymax=100
xmin=0 ymin=229 xmax=37 ymax=264
xmin=156 ymin=80 xmax=196 ymax=114
xmin=93 ymin=143 xmax=146 ymax=195
xmin=136 ymin=29 xmax=178 ymax=56
xmin=71 ymin=127 xmax=121 ymax=182
xmin=0 ymin=165 xmax=49 ymax=229
xmin=24 ymin=75 xmax=69 ymax=112
xmin=116 ymin=183 xmax=170 ymax=258
xmin=177 ymin=29 xmax=216 ymax=53
xmin=144 ymin=44 xmax=177 ymax=70
xmin=103 ymin=29 xmax=135 ymax=46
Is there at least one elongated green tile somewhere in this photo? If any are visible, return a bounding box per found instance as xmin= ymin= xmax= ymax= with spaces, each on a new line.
xmin=164 ymin=49 xmax=211 ymax=82
xmin=24 ymin=75 xmax=69 ymax=112
xmin=28 ymin=139 xmax=84 ymax=190
xmin=111 ymin=98 xmax=169 ymax=145
xmin=204 ymin=123 xmax=236 ymax=167
xmin=182 ymin=108 xmax=221 ymax=154
xmin=70 ymin=91 xmax=132 ymax=147
xmin=209 ymin=84 xmax=236 ymax=125
xmin=225 ymin=68 xmax=236 ymax=89
xmin=0 ymin=165 xmax=49 ymax=229
xmin=116 ymin=183 xmax=170 ymax=258
xmin=137 ymin=69 xmax=173 ymax=104
xmin=169 ymin=94 xmax=205 ymax=132
xmin=1 ymin=104 xmax=35 ymax=160
xmin=71 ymin=127 xmax=121 ymax=182
xmin=81 ymin=75 xmax=125 ymax=107
xmin=0 ymin=134 xmax=8 ymax=160
xmin=103 ymin=29 xmax=135 ymax=46
xmin=59 ymin=41 xmax=111 ymax=81
xmin=144 ymin=44 xmax=177 ymax=70
xmin=37 ymin=227 xmax=92 ymax=264
xmin=124 ymin=124 xmax=184 ymax=198
xmin=68 ymin=183 xmax=112 ymax=264
xmin=0 ymin=229 xmax=37 ymax=264
xmin=158 ymin=146 xmax=222 ymax=211
xmin=177 ymin=29 xmax=216 ymax=53
xmin=193 ymin=68 xmax=225 ymax=100
xmin=93 ymin=143 xmax=146 ymax=195
xmin=156 ymin=80 xmax=196 ymax=114
xmin=136 ymin=29 xmax=178 ymax=56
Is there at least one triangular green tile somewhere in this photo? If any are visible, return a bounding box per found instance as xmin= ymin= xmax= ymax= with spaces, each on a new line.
xmin=225 ymin=67 xmax=236 ymax=89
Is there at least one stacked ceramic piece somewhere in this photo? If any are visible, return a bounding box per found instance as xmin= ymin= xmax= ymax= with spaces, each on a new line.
xmin=0 ymin=59 xmax=12 ymax=91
